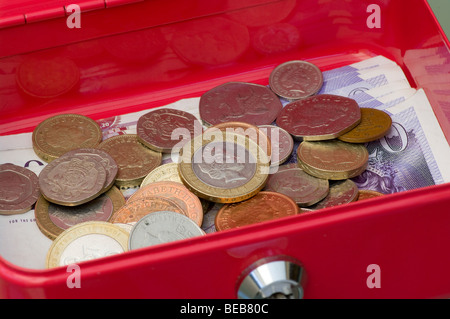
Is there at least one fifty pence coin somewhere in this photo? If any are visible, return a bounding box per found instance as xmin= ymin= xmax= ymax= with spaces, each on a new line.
xmin=264 ymin=167 xmax=329 ymax=207
xmin=62 ymin=148 xmax=118 ymax=193
xmin=128 ymin=181 xmax=203 ymax=227
xmin=128 ymin=211 xmax=205 ymax=250
xmin=97 ymin=134 xmax=162 ymax=188
xmin=35 ymin=186 xmax=125 ymax=240
xmin=46 ymin=221 xmax=129 ymax=268
xmin=269 ymin=60 xmax=323 ymax=100
xmin=276 ymin=94 xmax=361 ymax=141
xmin=0 ymin=163 xmax=40 ymax=215
xmin=199 ymin=82 xmax=283 ymax=127
xmin=178 ymin=131 xmax=270 ymax=203
xmin=338 ymin=108 xmax=392 ymax=143
xmin=137 ymin=108 xmax=201 ymax=153
xmin=215 ymin=191 xmax=301 ymax=231
xmin=32 ymin=114 xmax=103 ymax=163
xmin=258 ymin=125 xmax=294 ymax=166
xmin=297 ymin=140 xmax=369 ymax=180
xmin=109 ymin=196 xmax=185 ymax=225
xmin=307 ymin=179 xmax=359 ymax=210
xmin=38 ymin=152 xmax=107 ymax=206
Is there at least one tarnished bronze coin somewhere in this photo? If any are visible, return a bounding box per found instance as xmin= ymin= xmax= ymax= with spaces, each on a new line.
xmin=38 ymin=152 xmax=107 ymax=206
xmin=97 ymin=134 xmax=162 ymax=188
xmin=264 ymin=167 xmax=329 ymax=207
xmin=32 ymin=114 xmax=103 ymax=163
xmin=137 ymin=108 xmax=201 ymax=153
xmin=357 ymin=190 xmax=385 ymax=201
xmin=16 ymin=56 xmax=80 ymax=99
xmin=62 ymin=148 xmax=118 ymax=193
xmin=199 ymin=82 xmax=283 ymax=127
xmin=35 ymin=186 xmax=125 ymax=240
xmin=109 ymin=196 xmax=185 ymax=225
xmin=307 ymin=179 xmax=359 ymax=210
xmin=215 ymin=191 xmax=300 ymax=231
xmin=128 ymin=181 xmax=203 ymax=227
xmin=258 ymin=125 xmax=294 ymax=166
xmin=269 ymin=60 xmax=323 ymax=100
xmin=178 ymin=132 xmax=270 ymax=203
xmin=338 ymin=108 xmax=392 ymax=143
xmin=297 ymin=140 xmax=369 ymax=180
xmin=204 ymin=121 xmax=272 ymax=159
xmin=276 ymin=94 xmax=361 ymax=141
xmin=0 ymin=163 xmax=40 ymax=215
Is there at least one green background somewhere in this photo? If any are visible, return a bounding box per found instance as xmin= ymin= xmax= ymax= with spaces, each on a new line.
xmin=428 ymin=0 xmax=450 ymax=41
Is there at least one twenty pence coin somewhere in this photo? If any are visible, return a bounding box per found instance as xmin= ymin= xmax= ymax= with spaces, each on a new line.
xmin=215 ymin=191 xmax=300 ymax=231
xmin=258 ymin=125 xmax=294 ymax=166
xmin=46 ymin=221 xmax=129 ymax=268
xmin=0 ymin=163 xmax=40 ymax=215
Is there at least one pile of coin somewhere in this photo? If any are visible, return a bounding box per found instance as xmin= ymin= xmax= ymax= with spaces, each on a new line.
xmin=11 ymin=58 xmax=393 ymax=268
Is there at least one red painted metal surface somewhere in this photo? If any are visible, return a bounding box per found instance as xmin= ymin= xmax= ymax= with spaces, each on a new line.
xmin=0 ymin=0 xmax=449 ymax=298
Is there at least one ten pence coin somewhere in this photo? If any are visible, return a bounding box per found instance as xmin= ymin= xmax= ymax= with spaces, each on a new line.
xmin=0 ymin=163 xmax=40 ymax=215
xmin=276 ymin=94 xmax=361 ymax=141
xmin=32 ymin=114 xmax=102 ymax=163
xmin=215 ymin=191 xmax=301 ymax=231
xmin=269 ymin=60 xmax=323 ymax=100
xmin=297 ymin=140 xmax=369 ymax=180
xmin=338 ymin=108 xmax=392 ymax=143
xmin=199 ymin=82 xmax=283 ymax=127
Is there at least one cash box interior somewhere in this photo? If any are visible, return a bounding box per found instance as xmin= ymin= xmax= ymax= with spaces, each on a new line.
xmin=1 ymin=0 xmax=450 ymax=298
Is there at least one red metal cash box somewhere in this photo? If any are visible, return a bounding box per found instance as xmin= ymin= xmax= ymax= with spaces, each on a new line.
xmin=1 ymin=0 xmax=450 ymax=298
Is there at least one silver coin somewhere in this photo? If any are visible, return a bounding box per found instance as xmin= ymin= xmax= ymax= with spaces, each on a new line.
xmin=128 ymin=211 xmax=205 ymax=250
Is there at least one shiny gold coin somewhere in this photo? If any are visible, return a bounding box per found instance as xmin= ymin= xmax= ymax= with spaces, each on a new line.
xmin=46 ymin=221 xmax=129 ymax=268
xmin=178 ymin=131 xmax=270 ymax=203
xmin=97 ymin=134 xmax=162 ymax=188
xmin=297 ymin=140 xmax=368 ymax=180
xmin=32 ymin=114 xmax=103 ymax=163
xmin=338 ymin=108 xmax=392 ymax=143
xmin=357 ymin=190 xmax=385 ymax=201
xmin=35 ymin=186 xmax=125 ymax=240
xmin=141 ymin=162 xmax=182 ymax=187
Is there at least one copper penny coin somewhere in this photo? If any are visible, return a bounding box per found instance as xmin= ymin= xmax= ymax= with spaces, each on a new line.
xmin=297 ymin=140 xmax=369 ymax=180
xmin=109 ymin=196 xmax=185 ymax=225
xmin=258 ymin=125 xmax=294 ymax=166
xmin=38 ymin=152 xmax=107 ymax=206
xmin=269 ymin=60 xmax=323 ymax=100
xmin=307 ymin=179 xmax=359 ymax=210
xmin=264 ymin=167 xmax=329 ymax=207
xmin=357 ymin=190 xmax=385 ymax=201
xmin=204 ymin=121 xmax=272 ymax=160
xmin=199 ymin=82 xmax=283 ymax=127
xmin=338 ymin=108 xmax=392 ymax=143
xmin=62 ymin=148 xmax=118 ymax=193
xmin=276 ymin=94 xmax=361 ymax=141
xmin=128 ymin=181 xmax=203 ymax=227
xmin=0 ymin=163 xmax=40 ymax=215
xmin=215 ymin=191 xmax=300 ymax=231
xmin=171 ymin=16 xmax=250 ymax=66
xmin=35 ymin=186 xmax=125 ymax=240
xmin=32 ymin=114 xmax=103 ymax=163
xmin=97 ymin=134 xmax=162 ymax=188
xmin=137 ymin=108 xmax=201 ymax=153
xmin=16 ymin=56 xmax=80 ymax=98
